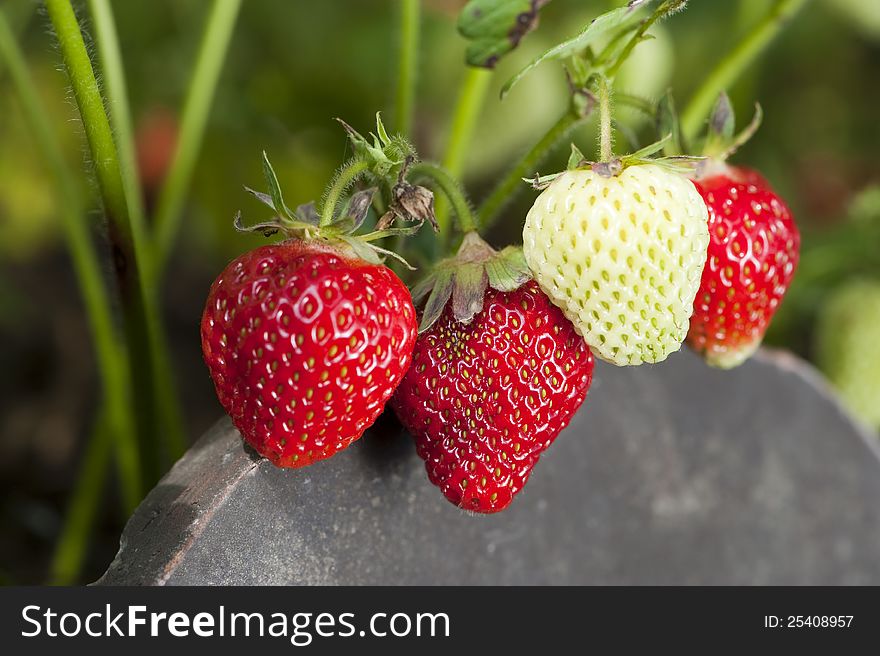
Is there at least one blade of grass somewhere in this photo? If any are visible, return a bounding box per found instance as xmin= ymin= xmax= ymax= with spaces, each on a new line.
xmin=0 ymin=8 xmax=140 ymax=509
xmin=153 ymin=0 xmax=242 ymax=269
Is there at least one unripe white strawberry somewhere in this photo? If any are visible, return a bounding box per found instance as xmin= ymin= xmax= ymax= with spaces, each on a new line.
xmin=523 ymin=164 xmax=710 ymax=366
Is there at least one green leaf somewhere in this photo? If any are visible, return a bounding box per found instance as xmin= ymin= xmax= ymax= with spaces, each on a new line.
xmin=458 ymin=0 xmax=550 ymax=69
xmin=452 ymin=262 xmax=488 ymax=324
xmin=339 ymin=236 xmax=379 ymax=264
xmin=359 ymin=224 xmax=423 ymax=242
xmin=410 ymin=272 xmax=437 ymax=307
xmin=724 ymin=103 xmax=763 ymax=159
xmin=624 ymin=133 xmax=671 ymax=161
xmin=294 ymin=201 xmax=320 ymax=226
xmin=501 ymin=1 xmax=651 ymax=98
xmin=333 ymin=187 xmax=377 ymax=233
xmin=708 ymin=92 xmax=735 ymax=141
xmin=655 ymin=90 xmax=683 ymax=156
xmin=627 ymin=155 xmax=705 ymax=175
xmin=420 ymin=268 xmax=455 ymax=332
xmin=486 ymin=247 xmax=531 ymax=292
xmin=336 ymin=118 xmax=390 ymax=170
xmin=365 ymin=242 xmax=416 ymax=270
xmin=567 ymin=143 xmax=587 ymax=170
xmin=375 ymin=112 xmax=391 ymax=145
xmin=261 ymin=151 xmax=293 ymax=220
xmin=244 ymin=186 xmax=277 ymax=211
xmin=233 ymin=211 xmax=281 ymax=237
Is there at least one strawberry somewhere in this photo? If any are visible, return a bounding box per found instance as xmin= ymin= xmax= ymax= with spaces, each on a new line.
xmin=392 ymin=233 xmax=593 ymax=513
xmin=523 ymin=163 xmax=709 ymax=366
xmin=814 ymin=279 xmax=880 ymax=430
xmin=201 ymin=135 xmax=427 ymax=468
xmin=202 ymin=240 xmax=417 ymax=467
xmin=687 ymin=166 xmax=800 ymax=367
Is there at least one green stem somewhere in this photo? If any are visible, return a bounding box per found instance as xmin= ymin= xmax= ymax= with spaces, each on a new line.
xmin=86 ymin=0 xmax=187 ymax=467
xmin=87 ymin=0 xmax=146 ymax=240
xmin=605 ymin=0 xmax=678 ymax=80
xmin=0 ymin=9 xmax=140 ymax=509
xmin=45 ymin=0 xmax=186 ymax=479
xmin=45 ymin=0 xmax=139 ymax=249
xmin=154 ymin=0 xmax=242 ymax=269
xmin=49 ymin=410 xmax=111 ymax=585
xmin=476 ymin=111 xmax=582 ymax=231
xmin=435 ymin=67 xmax=492 ymax=236
xmin=409 ymin=162 xmax=477 ymax=233
xmin=320 ymin=159 xmax=370 ymax=227
xmin=441 ymin=68 xmax=493 ymax=178
xmin=395 ymin=0 xmax=420 ymax=136
xmin=616 ymin=92 xmax=656 ymax=118
xmin=597 ymin=75 xmax=613 ymax=161
xmin=681 ymin=0 xmax=810 ymax=141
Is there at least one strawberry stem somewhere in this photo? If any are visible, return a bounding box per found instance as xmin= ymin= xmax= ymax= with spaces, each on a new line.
xmin=476 ymin=110 xmax=583 ymax=230
xmin=153 ymin=0 xmax=243 ymax=272
xmin=320 ymin=159 xmax=370 ymax=227
xmin=47 ymin=0 xmax=190 ymax=485
xmin=408 ymin=161 xmax=477 ymax=234
xmin=597 ymin=74 xmax=613 ymax=162
xmin=0 ymin=6 xmax=141 ymax=510
xmin=604 ymin=0 xmax=680 ymax=80
xmin=87 ymin=0 xmax=191 ymax=468
xmin=395 ymin=0 xmax=420 ymax=137
xmin=435 ymin=67 xmax=492 ymax=241
xmin=680 ymin=0 xmax=810 ymax=141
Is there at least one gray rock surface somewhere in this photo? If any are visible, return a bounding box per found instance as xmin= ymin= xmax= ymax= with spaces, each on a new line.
xmin=97 ymin=349 xmax=880 ymax=585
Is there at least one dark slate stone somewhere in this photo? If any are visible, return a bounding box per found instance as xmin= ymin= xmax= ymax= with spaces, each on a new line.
xmin=97 ymin=349 xmax=880 ymax=585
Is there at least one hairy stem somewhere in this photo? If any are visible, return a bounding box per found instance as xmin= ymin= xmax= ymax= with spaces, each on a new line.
xmin=45 ymin=0 xmax=140 ymax=249
xmin=154 ymin=0 xmax=242 ymax=268
xmin=0 ymin=8 xmax=140 ymax=509
xmin=597 ymin=75 xmax=613 ymax=161
xmin=395 ymin=0 xmax=420 ymax=136
xmin=45 ymin=0 xmax=186 ymax=481
xmin=87 ymin=0 xmax=145 ymax=237
xmin=86 ymin=0 xmax=187 ymax=467
xmin=320 ymin=159 xmax=370 ymax=227
xmin=681 ymin=0 xmax=810 ymax=141
xmin=476 ymin=111 xmax=583 ymax=231
xmin=409 ymin=162 xmax=477 ymax=234
xmin=605 ymin=0 xmax=681 ymax=80
xmin=435 ymin=67 xmax=492 ymax=237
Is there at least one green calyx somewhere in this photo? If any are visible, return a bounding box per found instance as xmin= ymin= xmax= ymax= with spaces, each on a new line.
xmin=700 ymin=92 xmax=763 ymax=164
xmin=655 ymin=90 xmax=763 ymax=175
xmin=526 ymin=135 xmax=704 ymax=190
xmin=235 ymin=149 xmax=423 ymax=270
xmin=335 ymin=112 xmax=416 ymax=179
xmin=411 ymin=231 xmax=532 ymax=332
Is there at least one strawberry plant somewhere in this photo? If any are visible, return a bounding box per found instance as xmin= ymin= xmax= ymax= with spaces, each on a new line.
xmin=193 ymin=0 xmax=810 ymax=512
xmin=0 ymin=0 xmax=820 ymax=580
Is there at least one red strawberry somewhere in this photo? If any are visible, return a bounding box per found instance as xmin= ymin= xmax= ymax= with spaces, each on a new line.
xmin=687 ymin=166 xmax=800 ymax=367
xmin=392 ymin=280 xmax=593 ymax=513
xmin=201 ymin=240 xmax=417 ymax=467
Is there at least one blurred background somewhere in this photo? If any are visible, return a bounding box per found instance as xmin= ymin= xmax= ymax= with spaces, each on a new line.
xmin=1 ymin=0 xmax=878 ymax=584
